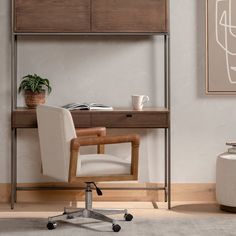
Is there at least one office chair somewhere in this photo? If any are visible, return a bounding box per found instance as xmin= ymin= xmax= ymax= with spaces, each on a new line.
xmin=36 ymin=105 xmax=140 ymax=232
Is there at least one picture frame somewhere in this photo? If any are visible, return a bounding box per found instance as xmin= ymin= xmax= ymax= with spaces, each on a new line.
xmin=206 ymin=0 xmax=236 ymax=94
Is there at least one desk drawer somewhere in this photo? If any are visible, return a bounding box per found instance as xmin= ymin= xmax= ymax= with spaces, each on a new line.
xmin=71 ymin=113 xmax=91 ymax=128
xmin=91 ymin=112 xmax=169 ymax=128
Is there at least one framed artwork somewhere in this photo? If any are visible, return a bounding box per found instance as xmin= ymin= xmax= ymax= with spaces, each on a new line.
xmin=206 ymin=0 xmax=236 ymax=94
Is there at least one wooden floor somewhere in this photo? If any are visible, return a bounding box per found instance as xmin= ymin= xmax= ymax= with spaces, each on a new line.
xmin=0 ymin=201 xmax=227 ymax=219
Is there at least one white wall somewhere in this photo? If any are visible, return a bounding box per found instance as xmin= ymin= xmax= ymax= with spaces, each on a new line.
xmin=1 ymin=0 xmax=235 ymax=184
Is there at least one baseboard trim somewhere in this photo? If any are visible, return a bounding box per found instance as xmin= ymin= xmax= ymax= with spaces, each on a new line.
xmin=0 ymin=183 xmax=216 ymax=203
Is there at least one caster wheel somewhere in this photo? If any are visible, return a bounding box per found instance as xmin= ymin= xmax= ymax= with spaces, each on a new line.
xmin=47 ymin=222 xmax=57 ymax=230
xmin=124 ymin=213 xmax=133 ymax=221
xmin=112 ymin=224 xmax=121 ymax=232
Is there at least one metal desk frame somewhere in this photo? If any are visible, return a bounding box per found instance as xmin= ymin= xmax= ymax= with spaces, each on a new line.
xmin=10 ymin=0 xmax=171 ymax=210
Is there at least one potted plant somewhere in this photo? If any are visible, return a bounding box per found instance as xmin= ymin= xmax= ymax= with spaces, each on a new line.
xmin=18 ymin=74 xmax=52 ymax=108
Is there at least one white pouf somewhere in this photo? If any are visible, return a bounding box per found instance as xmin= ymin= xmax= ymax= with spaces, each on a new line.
xmin=216 ymin=152 xmax=236 ymax=212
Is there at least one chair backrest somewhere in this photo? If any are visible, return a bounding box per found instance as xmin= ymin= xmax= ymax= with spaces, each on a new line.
xmin=36 ymin=105 xmax=77 ymax=182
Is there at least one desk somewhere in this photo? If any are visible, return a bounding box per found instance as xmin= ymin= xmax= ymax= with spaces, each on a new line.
xmin=12 ymin=107 xmax=169 ymax=128
xmin=11 ymin=0 xmax=170 ymax=210
xmin=11 ymin=0 xmax=170 ymax=211
xmin=11 ymin=107 xmax=170 ymax=208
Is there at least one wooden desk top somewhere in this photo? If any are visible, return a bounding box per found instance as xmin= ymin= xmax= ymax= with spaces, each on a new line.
xmin=13 ymin=107 xmax=169 ymax=112
xmin=12 ymin=107 xmax=170 ymax=129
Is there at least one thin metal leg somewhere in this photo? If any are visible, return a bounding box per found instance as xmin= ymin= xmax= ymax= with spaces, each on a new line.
xmin=167 ymin=128 xmax=171 ymax=210
xmin=164 ymin=34 xmax=171 ymax=207
xmin=11 ymin=128 xmax=17 ymax=209
xmin=164 ymin=128 xmax=168 ymax=202
xmin=11 ymin=6 xmax=17 ymax=209
xmin=164 ymin=33 xmax=171 ymax=209
xmin=166 ymin=34 xmax=171 ymax=210
xmin=14 ymin=130 xmax=17 ymax=203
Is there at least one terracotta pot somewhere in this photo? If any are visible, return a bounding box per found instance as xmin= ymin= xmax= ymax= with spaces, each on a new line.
xmin=24 ymin=90 xmax=46 ymax=108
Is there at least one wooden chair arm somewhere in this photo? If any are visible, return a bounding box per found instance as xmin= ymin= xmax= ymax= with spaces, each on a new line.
xmin=76 ymin=127 xmax=106 ymax=154
xmin=71 ymin=134 xmax=140 ymax=150
xmin=69 ymin=134 xmax=140 ymax=182
xmin=76 ymin=127 xmax=106 ymax=137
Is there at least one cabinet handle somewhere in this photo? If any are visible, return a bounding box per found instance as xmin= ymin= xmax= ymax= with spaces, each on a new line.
xmin=126 ymin=114 xmax=133 ymax=118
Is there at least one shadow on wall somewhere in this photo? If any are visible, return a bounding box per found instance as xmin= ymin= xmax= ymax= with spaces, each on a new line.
xmin=196 ymin=0 xmax=207 ymax=99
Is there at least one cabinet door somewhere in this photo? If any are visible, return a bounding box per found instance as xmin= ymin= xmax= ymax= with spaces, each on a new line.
xmin=14 ymin=0 xmax=91 ymax=33
xmin=92 ymin=0 xmax=168 ymax=33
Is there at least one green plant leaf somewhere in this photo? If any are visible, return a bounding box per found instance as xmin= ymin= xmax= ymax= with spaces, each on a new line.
xmin=18 ymin=74 xmax=52 ymax=94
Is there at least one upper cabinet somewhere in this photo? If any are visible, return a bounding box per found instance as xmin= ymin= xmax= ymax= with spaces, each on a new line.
xmin=14 ymin=0 xmax=168 ymax=34
xmin=14 ymin=0 xmax=91 ymax=33
xmin=92 ymin=0 xmax=168 ymax=33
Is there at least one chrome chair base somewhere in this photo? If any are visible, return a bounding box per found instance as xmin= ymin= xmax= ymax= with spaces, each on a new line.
xmin=47 ymin=183 xmax=133 ymax=232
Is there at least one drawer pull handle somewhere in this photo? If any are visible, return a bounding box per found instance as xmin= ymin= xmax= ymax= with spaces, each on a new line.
xmin=126 ymin=114 xmax=133 ymax=118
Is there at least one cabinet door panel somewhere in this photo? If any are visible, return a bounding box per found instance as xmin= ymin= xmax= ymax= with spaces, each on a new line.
xmin=14 ymin=0 xmax=91 ymax=33
xmin=92 ymin=0 xmax=168 ymax=33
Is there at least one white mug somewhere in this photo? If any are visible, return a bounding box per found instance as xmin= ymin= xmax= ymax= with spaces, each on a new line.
xmin=132 ymin=95 xmax=149 ymax=110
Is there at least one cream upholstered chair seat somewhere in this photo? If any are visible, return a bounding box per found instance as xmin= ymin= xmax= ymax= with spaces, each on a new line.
xmin=78 ymin=154 xmax=131 ymax=177
xmin=36 ymin=105 xmax=140 ymax=232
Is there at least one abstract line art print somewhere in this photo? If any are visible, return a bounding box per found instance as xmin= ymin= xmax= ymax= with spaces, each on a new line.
xmin=206 ymin=0 xmax=236 ymax=94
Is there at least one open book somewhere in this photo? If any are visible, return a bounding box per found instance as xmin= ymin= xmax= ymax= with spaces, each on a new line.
xmin=62 ymin=103 xmax=113 ymax=111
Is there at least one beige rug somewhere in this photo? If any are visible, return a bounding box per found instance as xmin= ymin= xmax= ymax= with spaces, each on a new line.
xmin=0 ymin=215 xmax=235 ymax=236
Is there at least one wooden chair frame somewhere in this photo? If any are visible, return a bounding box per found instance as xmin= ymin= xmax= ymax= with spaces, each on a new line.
xmin=69 ymin=127 xmax=140 ymax=183
xmin=76 ymin=127 xmax=106 ymax=154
